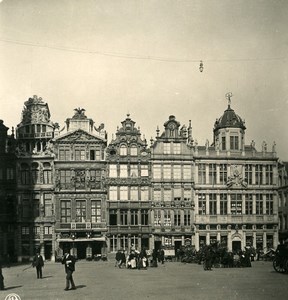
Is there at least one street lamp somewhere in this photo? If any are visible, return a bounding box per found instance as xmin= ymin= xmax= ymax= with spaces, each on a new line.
xmin=199 ymin=61 xmax=204 ymax=72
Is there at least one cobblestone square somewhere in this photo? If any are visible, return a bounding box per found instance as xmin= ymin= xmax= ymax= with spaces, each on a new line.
xmin=1 ymin=260 xmax=288 ymax=300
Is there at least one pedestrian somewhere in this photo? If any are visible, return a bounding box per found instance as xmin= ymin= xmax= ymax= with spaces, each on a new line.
xmin=32 ymin=251 xmax=44 ymax=279
xmin=62 ymin=250 xmax=76 ymax=291
xmin=0 ymin=264 xmax=4 ymax=290
xmin=115 ymin=250 xmax=122 ymax=267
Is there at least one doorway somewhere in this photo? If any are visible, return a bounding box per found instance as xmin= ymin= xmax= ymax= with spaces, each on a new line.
xmin=232 ymin=241 xmax=242 ymax=253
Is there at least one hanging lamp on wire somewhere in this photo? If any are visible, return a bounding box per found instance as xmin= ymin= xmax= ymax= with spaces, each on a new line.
xmin=199 ymin=60 xmax=204 ymax=72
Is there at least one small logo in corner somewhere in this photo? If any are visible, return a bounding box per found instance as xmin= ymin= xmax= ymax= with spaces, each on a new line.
xmin=5 ymin=293 xmax=21 ymax=300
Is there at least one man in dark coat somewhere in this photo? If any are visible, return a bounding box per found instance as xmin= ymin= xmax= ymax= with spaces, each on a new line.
xmin=0 ymin=263 xmax=4 ymax=290
xmin=62 ymin=251 xmax=76 ymax=291
xmin=32 ymin=251 xmax=44 ymax=279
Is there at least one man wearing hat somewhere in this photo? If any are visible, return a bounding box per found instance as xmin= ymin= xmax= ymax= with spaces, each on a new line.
xmin=62 ymin=249 xmax=76 ymax=291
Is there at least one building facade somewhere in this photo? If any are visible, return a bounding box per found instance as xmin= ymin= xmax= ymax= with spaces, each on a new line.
xmin=106 ymin=114 xmax=151 ymax=252
xmin=278 ymin=161 xmax=288 ymax=242
xmin=0 ymin=95 xmax=282 ymax=262
xmin=0 ymin=120 xmax=16 ymax=262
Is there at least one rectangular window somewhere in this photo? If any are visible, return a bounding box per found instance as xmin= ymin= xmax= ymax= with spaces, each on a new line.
xmin=120 ymin=186 xmax=128 ymax=200
xmin=141 ymin=165 xmax=149 ymax=177
xmin=209 ymin=164 xmax=217 ymax=185
xmin=163 ymin=189 xmax=171 ymax=202
xmin=163 ymin=164 xmax=171 ymax=179
xmin=90 ymin=169 xmax=101 ymax=189
xmin=130 ymin=187 xmax=138 ymax=201
xmin=76 ymin=200 xmax=86 ymax=222
xmin=184 ymin=210 xmax=191 ymax=226
xmin=33 ymin=226 xmax=40 ymax=235
xmin=230 ymin=136 xmax=239 ymax=150
xmin=256 ymin=194 xmax=263 ymax=214
xmin=7 ymin=168 xmax=14 ymax=180
xmin=183 ymin=165 xmax=191 ymax=180
xmin=130 ymin=146 xmax=138 ymax=156
xmin=120 ymin=209 xmax=128 ymax=225
xmin=91 ymin=200 xmax=101 ymax=223
xmin=173 ymin=165 xmax=181 ymax=179
xmin=60 ymin=170 xmax=71 ymax=189
xmin=173 ymin=143 xmax=180 ymax=154
xmin=198 ymin=164 xmax=206 ymax=184
xmin=33 ymin=194 xmax=40 ymax=218
xmin=120 ymin=146 xmax=127 ymax=156
xmin=43 ymin=169 xmax=52 ymax=184
xmin=141 ymin=187 xmax=149 ymax=201
xmin=61 ymin=200 xmax=71 ymax=223
xmin=75 ymin=146 xmax=86 ymax=160
xmin=141 ymin=209 xmax=149 ymax=225
xmin=120 ymin=235 xmax=129 ymax=250
xmin=109 ymin=164 xmax=117 ymax=177
xmin=119 ymin=165 xmax=128 ymax=178
xmin=231 ymin=194 xmax=242 ymax=215
xmin=174 ymin=210 xmax=181 ymax=226
xmin=265 ymin=165 xmax=273 ymax=185
xmin=219 ymin=164 xmax=227 ymax=184
xmin=22 ymin=197 xmax=30 ymax=218
xmin=220 ymin=194 xmax=227 ymax=215
xmin=44 ymin=226 xmax=52 ymax=235
xmin=109 ymin=186 xmax=118 ymax=200
xmin=44 ymin=193 xmax=53 ymax=217
xmin=154 ymin=209 xmax=161 ymax=225
xmin=209 ymin=194 xmax=217 ymax=215
xmin=153 ymin=165 xmax=161 ymax=179
xmin=109 ymin=210 xmax=117 ymax=225
xmin=153 ymin=190 xmax=161 ymax=202
xmin=130 ymin=209 xmax=138 ymax=225
xmin=198 ymin=194 xmax=206 ymax=215
xmin=183 ymin=190 xmax=191 ymax=202
xmin=130 ymin=165 xmax=138 ymax=177
xmin=59 ymin=146 xmax=70 ymax=160
xmin=174 ymin=188 xmax=181 ymax=202
xmin=245 ymin=165 xmax=253 ymax=185
xmin=266 ymin=194 xmax=273 ymax=215
xmin=255 ymin=165 xmax=263 ymax=185
xmin=21 ymin=226 xmax=30 ymax=235
xmin=164 ymin=143 xmax=170 ymax=154
xmin=222 ymin=136 xmax=226 ymax=150
xmin=245 ymin=194 xmax=253 ymax=215
xmin=164 ymin=210 xmax=171 ymax=226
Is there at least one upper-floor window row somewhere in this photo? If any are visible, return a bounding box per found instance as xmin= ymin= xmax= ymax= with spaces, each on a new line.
xmin=109 ymin=164 xmax=149 ymax=178
xmin=119 ymin=145 xmax=141 ymax=156
xmin=58 ymin=145 xmax=104 ymax=161
xmin=197 ymin=163 xmax=275 ymax=186
xmin=152 ymin=164 xmax=192 ymax=180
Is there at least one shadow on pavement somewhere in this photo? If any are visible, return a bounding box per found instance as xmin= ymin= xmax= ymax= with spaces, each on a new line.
xmin=76 ymin=285 xmax=86 ymax=289
xmin=3 ymin=285 xmax=23 ymax=290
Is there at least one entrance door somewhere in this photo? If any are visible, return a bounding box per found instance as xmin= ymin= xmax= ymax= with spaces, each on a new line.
xmin=76 ymin=243 xmax=87 ymax=259
xmin=44 ymin=241 xmax=52 ymax=260
xmin=232 ymin=241 xmax=241 ymax=252
xmin=141 ymin=238 xmax=149 ymax=249
xmin=154 ymin=241 xmax=161 ymax=251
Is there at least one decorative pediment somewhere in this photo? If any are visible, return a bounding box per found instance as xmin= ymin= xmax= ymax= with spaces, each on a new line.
xmin=55 ymin=129 xmax=106 ymax=143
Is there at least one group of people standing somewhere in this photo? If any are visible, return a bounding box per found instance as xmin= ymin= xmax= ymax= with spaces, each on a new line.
xmin=115 ymin=247 xmax=166 ymax=270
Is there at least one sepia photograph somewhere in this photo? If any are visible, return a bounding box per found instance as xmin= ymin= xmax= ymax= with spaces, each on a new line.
xmin=0 ymin=0 xmax=288 ymax=299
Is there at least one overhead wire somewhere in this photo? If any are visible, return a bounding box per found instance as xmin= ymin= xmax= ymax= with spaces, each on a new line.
xmin=0 ymin=37 xmax=285 ymax=63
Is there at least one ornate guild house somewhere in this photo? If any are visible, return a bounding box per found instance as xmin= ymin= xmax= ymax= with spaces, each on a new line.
xmin=0 ymin=94 xmax=285 ymax=262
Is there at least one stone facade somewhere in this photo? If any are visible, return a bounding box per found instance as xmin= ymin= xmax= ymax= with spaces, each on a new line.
xmin=0 ymin=95 xmax=283 ymax=262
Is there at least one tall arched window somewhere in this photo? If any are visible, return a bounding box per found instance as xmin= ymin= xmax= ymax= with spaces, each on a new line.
xmin=120 ymin=145 xmax=127 ymax=156
xmin=21 ymin=163 xmax=30 ymax=185
xmin=130 ymin=145 xmax=137 ymax=156
xmin=31 ymin=162 xmax=40 ymax=184
xmin=43 ymin=162 xmax=52 ymax=184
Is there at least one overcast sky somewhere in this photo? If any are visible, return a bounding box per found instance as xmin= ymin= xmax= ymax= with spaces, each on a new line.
xmin=0 ymin=0 xmax=287 ymax=159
